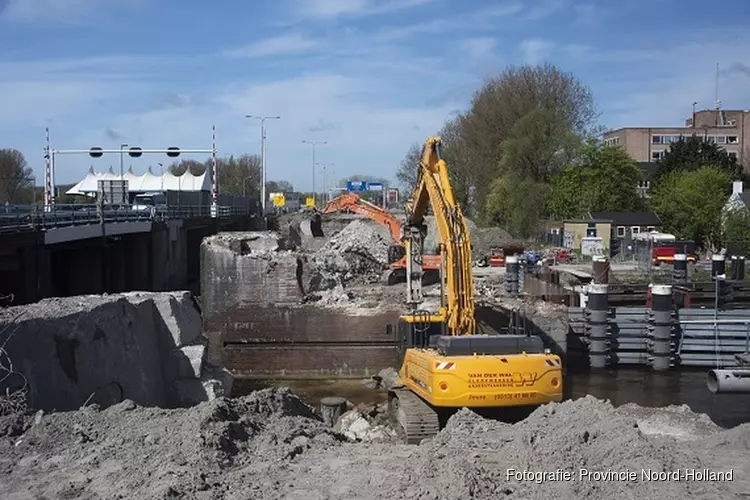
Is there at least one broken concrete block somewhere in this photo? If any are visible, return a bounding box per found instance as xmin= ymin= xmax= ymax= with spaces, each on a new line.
xmin=171 ymin=345 xmax=206 ymax=379
xmin=173 ymin=370 xmax=232 ymax=407
xmin=151 ymin=292 xmax=202 ymax=347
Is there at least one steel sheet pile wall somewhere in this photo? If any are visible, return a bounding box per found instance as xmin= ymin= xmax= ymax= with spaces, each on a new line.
xmin=569 ymin=305 xmax=750 ymax=369
xmin=200 ymin=233 xmax=399 ymax=378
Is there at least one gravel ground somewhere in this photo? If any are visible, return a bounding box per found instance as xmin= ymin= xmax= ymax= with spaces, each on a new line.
xmin=0 ymin=388 xmax=747 ymax=500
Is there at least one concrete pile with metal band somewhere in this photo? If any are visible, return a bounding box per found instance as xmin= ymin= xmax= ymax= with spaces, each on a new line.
xmin=586 ymin=283 xmax=609 ymax=369
xmin=648 ymin=284 xmax=673 ymax=371
xmin=712 ymin=254 xmax=726 ymax=278
xmin=731 ymin=255 xmax=746 ymax=280
xmin=673 ymin=253 xmax=688 ymax=282
xmin=505 ymin=255 xmax=519 ymax=295
xmin=592 ymin=255 xmax=610 ymax=284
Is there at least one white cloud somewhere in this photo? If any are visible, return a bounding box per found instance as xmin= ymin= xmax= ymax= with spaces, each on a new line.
xmin=595 ymin=38 xmax=750 ymax=128
xmin=519 ymin=39 xmax=554 ymax=64
xmin=222 ymin=34 xmax=324 ymax=59
xmin=53 ymin=72 xmax=457 ymax=188
xmin=460 ymin=37 xmax=498 ymax=63
xmin=293 ymin=0 xmax=434 ymax=19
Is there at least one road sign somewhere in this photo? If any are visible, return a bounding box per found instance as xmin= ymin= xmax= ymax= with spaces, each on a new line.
xmin=346 ymin=181 xmax=367 ymax=192
xmin=306 ymin=196 xmax=315 ymax=208
xmin=367 ymin=182 xmax=383 ymax=191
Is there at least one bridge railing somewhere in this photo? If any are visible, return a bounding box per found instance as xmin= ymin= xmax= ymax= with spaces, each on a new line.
xmin=0 ymin=204 xmax=258 ymax=234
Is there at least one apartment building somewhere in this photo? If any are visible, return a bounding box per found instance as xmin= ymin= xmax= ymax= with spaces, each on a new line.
xmin=604 ymin=109 xmax=750 ymax=167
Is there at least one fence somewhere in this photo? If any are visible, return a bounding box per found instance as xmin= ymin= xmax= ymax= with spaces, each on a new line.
xmin=0 ymin=201 xmax=259 ymax=234
xmin=569 ymin=306 xmax=750 ymax=369
xmin=524 ymin=274 xmax=579 ymax=306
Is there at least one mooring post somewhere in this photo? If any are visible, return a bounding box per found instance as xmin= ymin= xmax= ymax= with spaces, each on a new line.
xmin=592 ymin=255 xmax=610 ymax=284
xmin=505 ymin=255 xmax=519 ymax=295
xmin=648 ymin=284 xmax=674 ymax=371
xmin=739 ymin=256 xmax=746 ymax=280
xmin=673 ymin=253 xmax=688 ymax=283
xmin=585 ymin=283 xmax=609 ymax=369
xmin=320 ymin=397 xmax=347 ymax=427
xmin=712 ymin=254 xmax=726 ymax=279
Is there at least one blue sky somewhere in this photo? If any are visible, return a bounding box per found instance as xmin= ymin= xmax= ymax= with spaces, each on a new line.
xmin=1 ymin=0 xmax=749 ymax=190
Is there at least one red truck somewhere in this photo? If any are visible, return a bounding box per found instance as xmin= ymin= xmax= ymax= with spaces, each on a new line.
xmin=634 ymin=232 xmax=697 ymax=266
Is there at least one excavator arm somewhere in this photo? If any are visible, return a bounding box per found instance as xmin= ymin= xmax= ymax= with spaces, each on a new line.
xmin=320 ymin=192 xmax=441 ymax=272
xmin=402 ymin=136 xmax=475 ymax=336
xmin=320 ymin=193 xmax=402 ymax=243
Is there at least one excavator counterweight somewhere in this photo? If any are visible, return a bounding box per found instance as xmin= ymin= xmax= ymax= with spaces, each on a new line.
xmin=388 ymin=136 xmax=563 ymax=444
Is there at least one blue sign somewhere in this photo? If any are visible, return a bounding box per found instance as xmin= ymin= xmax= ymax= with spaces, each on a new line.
xmin=347 ymin=181 xmax=367 ymax=192
xmin=367 ymin=182 xmax=383 ymax=191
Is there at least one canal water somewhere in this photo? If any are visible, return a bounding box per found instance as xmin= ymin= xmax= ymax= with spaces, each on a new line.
xmin=234 ymin=369 xmax=750 ymax=429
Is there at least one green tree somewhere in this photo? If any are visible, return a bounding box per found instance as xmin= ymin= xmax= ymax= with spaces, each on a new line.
xmin=499 ymin=108 xmax=581 ymax=183
xmin=547 ymin=139 xmax=644 ymax=218
xmin=216 ymin=154 xmax=261 ymax=195
xmin=655 ymin=135 xmax=741 ymax=182
xmin=723 ymin=206 xmax=750 ymax=255
xmin=649 ymin=165 xmax=731 ymax=250
xmin=456 ymin=63 xmax=598 ymax=214
xmin=485 ymin=171 xmax=550 ymax=238
xmin=0 ymin=149 xmax=33 ymax=204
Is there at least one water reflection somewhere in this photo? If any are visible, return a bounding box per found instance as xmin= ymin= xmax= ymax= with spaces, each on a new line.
xmin=234 ymin=369 xmax=750 ymax=429
xmin=566 ymin=369 xmax=750 ymax=429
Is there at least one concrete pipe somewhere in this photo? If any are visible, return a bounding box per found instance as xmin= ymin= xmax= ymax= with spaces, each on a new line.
xmin=707 ymin=369 xmax=750 ymax=394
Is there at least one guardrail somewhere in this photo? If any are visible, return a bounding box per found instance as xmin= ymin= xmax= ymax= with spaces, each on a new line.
xmin=0 ymin=204 xmax=257 ymax=234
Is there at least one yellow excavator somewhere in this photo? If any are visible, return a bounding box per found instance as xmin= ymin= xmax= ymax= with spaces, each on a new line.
xmin=386 ymin=136 xmax=563 ymax=444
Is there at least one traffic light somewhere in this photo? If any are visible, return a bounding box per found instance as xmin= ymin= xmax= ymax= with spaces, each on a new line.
xmin=128 ymin=147 xmax=143 ymax=158
xmin=89 ymin=147 xmax=104 ymax=158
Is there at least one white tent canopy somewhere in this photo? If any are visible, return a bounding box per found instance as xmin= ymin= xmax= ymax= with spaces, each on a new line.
xmin=66 ymin=167 xmax=211 ymax=195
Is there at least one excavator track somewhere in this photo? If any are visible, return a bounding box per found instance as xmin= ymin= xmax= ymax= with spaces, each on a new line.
xmin=388 ymin=388 xmax=440 ymax=445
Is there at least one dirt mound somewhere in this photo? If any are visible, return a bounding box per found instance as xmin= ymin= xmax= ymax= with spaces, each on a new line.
xmin=402 ymin=396 xmax=729 ymax=499
xmin=0 ymin=388 xmax=345 ymax=499
xmin=1 ymin=389 xmax=746 ymax=499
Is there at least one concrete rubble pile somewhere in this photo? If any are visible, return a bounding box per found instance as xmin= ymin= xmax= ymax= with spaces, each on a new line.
xmin=308 ymin=218 xmax=392 ymax=293
xmin=1 ymin=389 xmax=747 ymax=499
xmin=0 ymin=291 xmax=231 ymax=412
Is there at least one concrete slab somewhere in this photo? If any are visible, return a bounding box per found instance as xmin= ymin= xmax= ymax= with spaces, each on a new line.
xmin=172 ymin=345 xmax=206 ymax=379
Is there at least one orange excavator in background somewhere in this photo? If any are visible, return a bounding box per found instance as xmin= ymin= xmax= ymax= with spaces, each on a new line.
xmin=320 ymin=192 xmax=441 ymax=272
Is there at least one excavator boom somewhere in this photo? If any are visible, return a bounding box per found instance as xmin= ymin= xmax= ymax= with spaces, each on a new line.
xmin=388 ymin=136 xmax=563 ymax=444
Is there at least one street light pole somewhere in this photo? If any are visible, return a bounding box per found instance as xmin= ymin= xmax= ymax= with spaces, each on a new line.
xmin=302 ymin=140 xmax=326 ymax=207
xmin=316 ymin=162 xmax=334 ymax=203
xmin=120 ymin=143 xmax=127 ymax=206
xmin=246 ymin=115 xmax=281 ymax=214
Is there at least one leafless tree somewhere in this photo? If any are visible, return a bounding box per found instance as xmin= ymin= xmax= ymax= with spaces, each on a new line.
xmin=0 ymin=149 xmax=33 ymax=204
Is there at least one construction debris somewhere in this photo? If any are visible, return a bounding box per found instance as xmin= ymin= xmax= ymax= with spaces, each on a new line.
xmin=0 ymin=390 xmax=746 ymax=499
xmin=308 ymin=218 xmax=392 ymax=292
